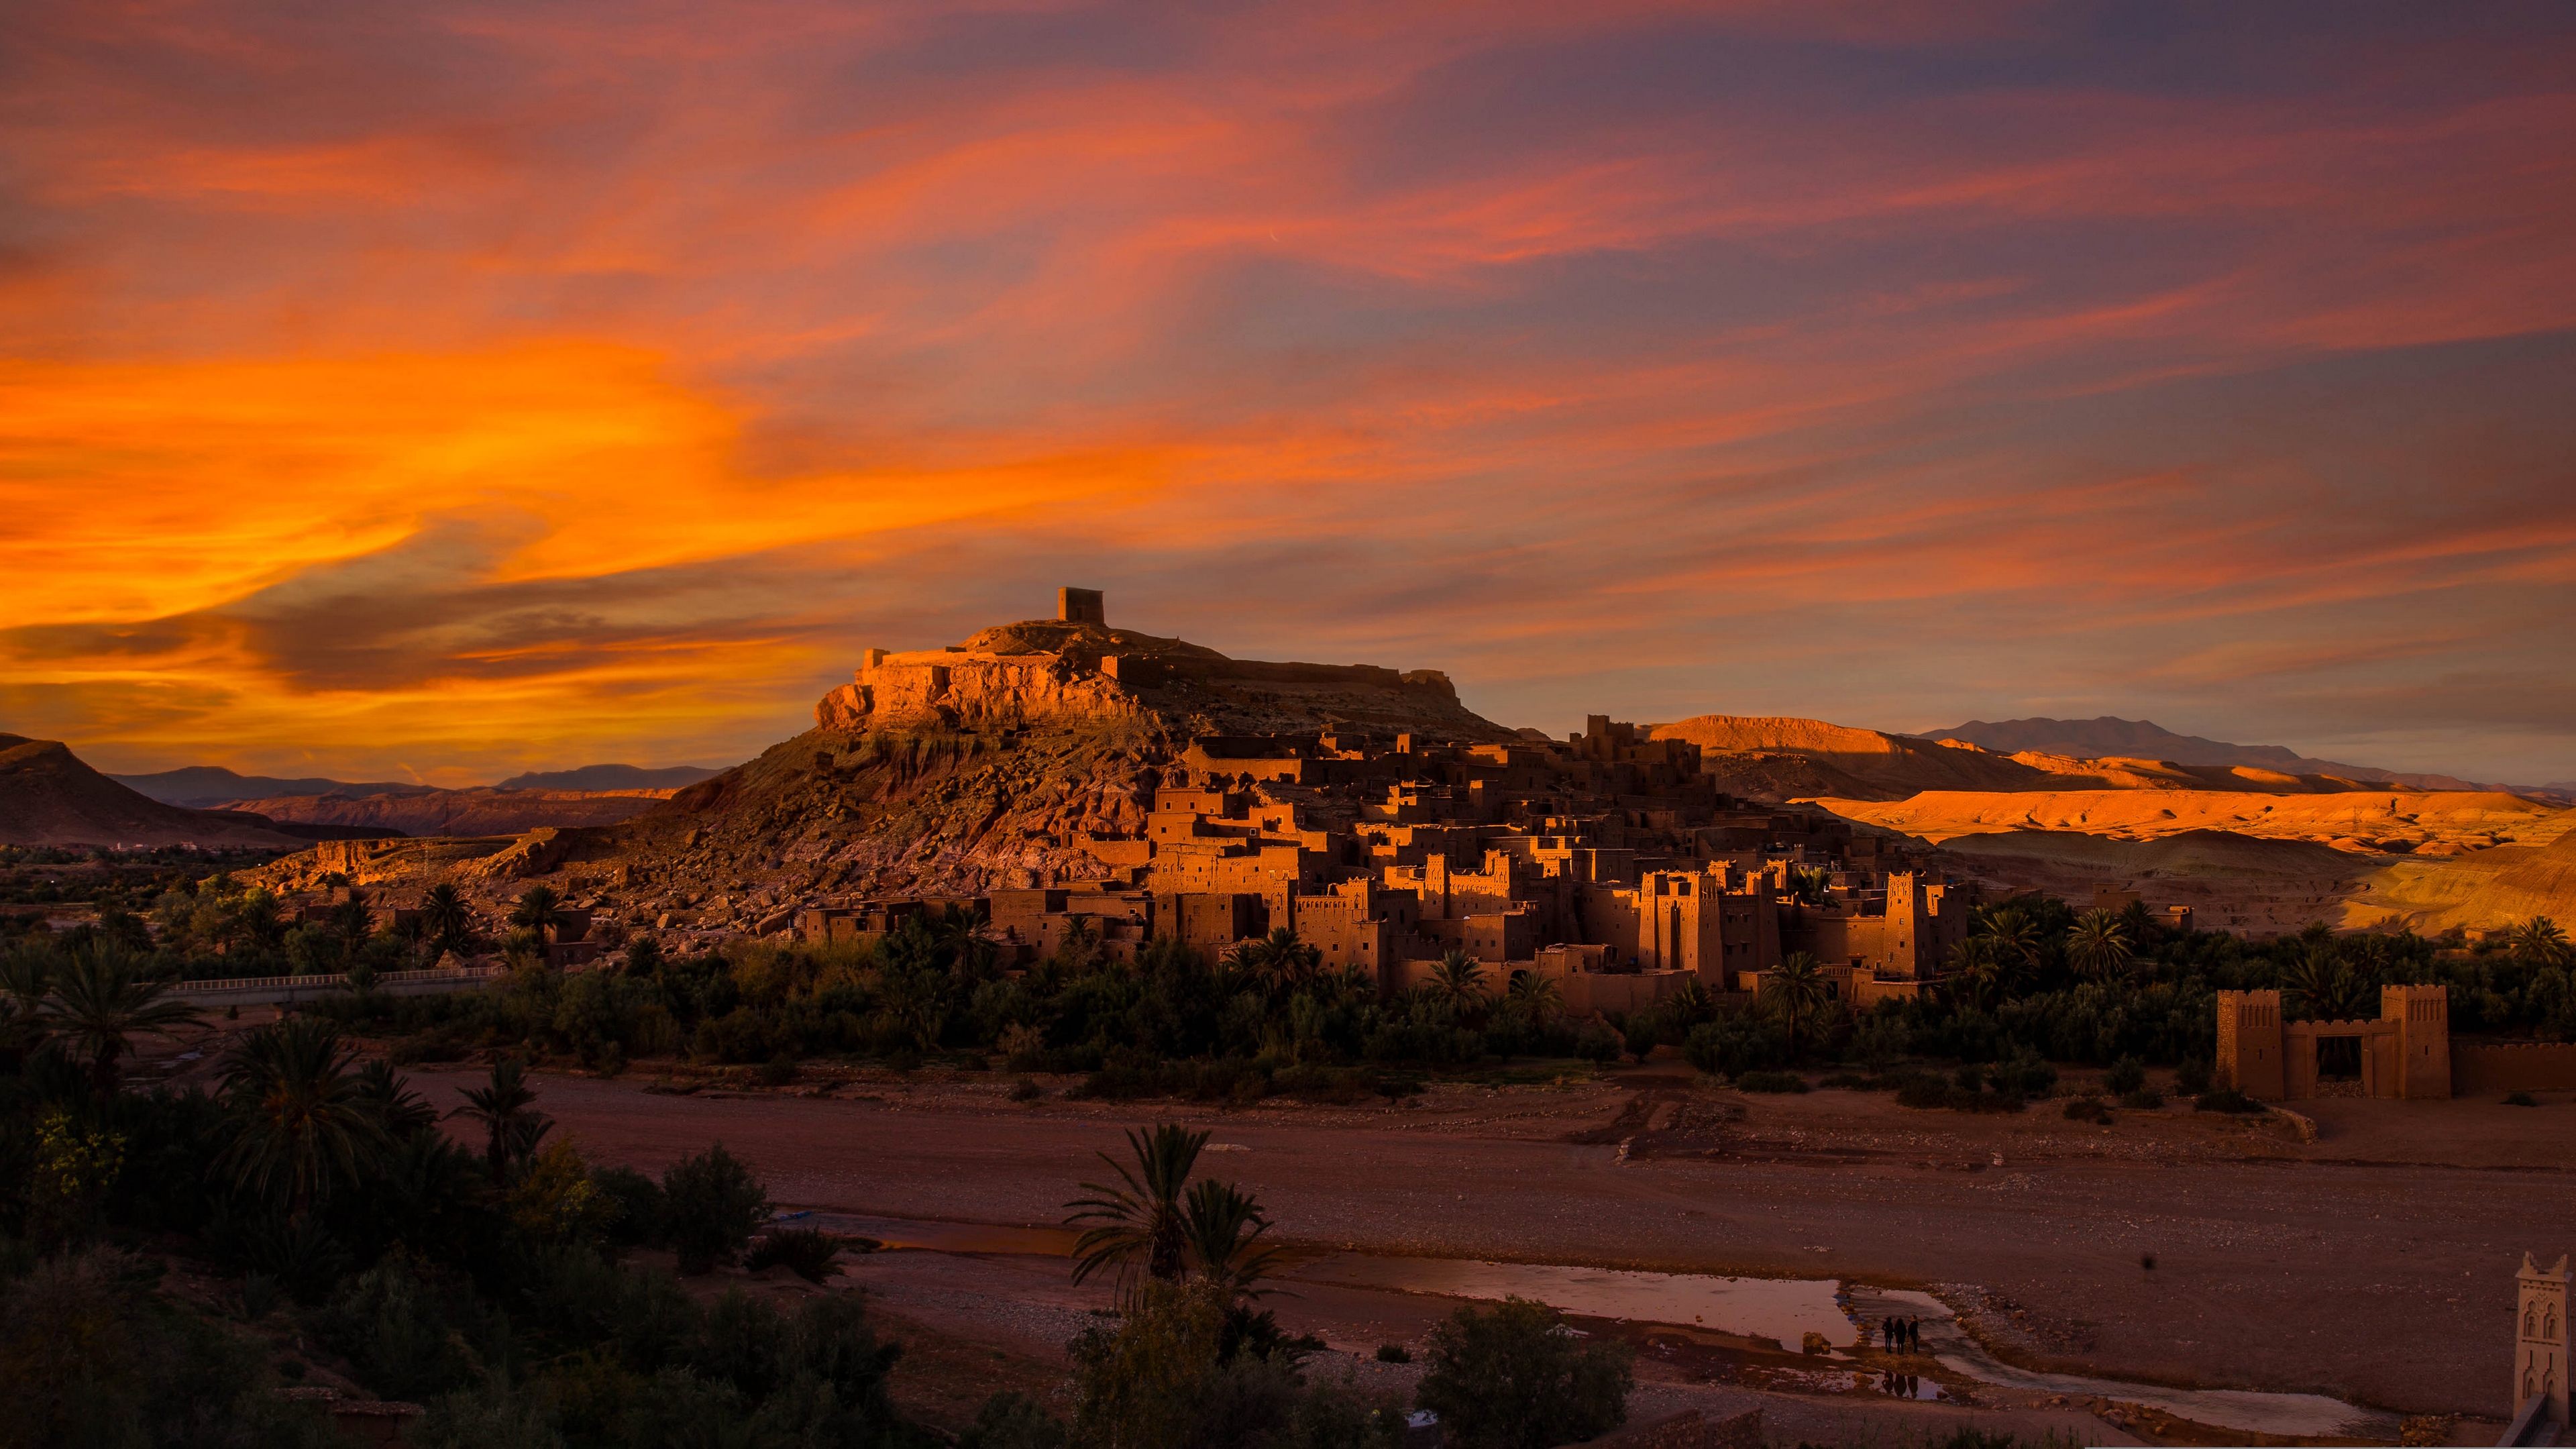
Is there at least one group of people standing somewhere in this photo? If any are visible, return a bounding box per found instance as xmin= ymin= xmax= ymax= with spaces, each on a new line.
xmin=1872 ymin=1315 xmax=1923 ymax=1354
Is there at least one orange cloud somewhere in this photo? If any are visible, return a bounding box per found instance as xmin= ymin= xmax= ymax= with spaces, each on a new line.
xmin=4 ymin=3 xmax=2575 ymax=782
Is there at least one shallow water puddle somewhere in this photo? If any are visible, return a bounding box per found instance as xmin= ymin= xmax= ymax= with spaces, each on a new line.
xmin=808 ymin=1214 xmax=2392 ymax=1439
xmin=1295 ymin=1258 xmax=2387 ymax=1439
xmin=1281 ymin=1255 xmax=1856 ymax=1352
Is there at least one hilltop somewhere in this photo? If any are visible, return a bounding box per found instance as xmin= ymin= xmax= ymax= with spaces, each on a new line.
xmin=252 ymin=600 xmax=1517 ymax=922
xmin=0 ymin=735 xmax=313 ymax=848
xmin=227 ymin=597 xmax=2576 ymax=942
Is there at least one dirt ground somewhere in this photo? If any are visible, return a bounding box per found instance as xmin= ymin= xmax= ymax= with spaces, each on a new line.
xmin=139 ymin=1023 xmax=2554 ymax=1441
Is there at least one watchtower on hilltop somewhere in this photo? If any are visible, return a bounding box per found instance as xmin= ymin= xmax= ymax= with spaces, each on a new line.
xmin=1059 ymin=588 xmax=1106 ymax=627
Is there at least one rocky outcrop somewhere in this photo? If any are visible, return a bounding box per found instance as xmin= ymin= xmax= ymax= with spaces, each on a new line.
xmin=815 ymin=618 xmax=1500 ymax=739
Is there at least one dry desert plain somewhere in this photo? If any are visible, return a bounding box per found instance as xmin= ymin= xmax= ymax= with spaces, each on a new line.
xmin=208 ymin=1041 xmax=2553 ymax=1446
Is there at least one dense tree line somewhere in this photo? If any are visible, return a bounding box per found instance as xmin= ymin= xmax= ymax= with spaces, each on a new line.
xmin=301 ymin=912 xmax=1596 ymax=1097
xmin=1626 ymin=900 xmax=2576 ymax=1079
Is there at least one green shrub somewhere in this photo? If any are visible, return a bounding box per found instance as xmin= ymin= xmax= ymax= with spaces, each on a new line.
xmin=1415 ymin=1296 xmax=1633 ymax=1449
xmin=1375 ymin=1343 xmax=1411 ymax=1363
xmin=2192 ymin=1087 xmax=2264 ymax=1114
xmin=745 ymin=1226 xmax=843 ymax=1283
xmin=1950 ymin=1088 xmax=2025 ymax=1114
xmin=2118 ymin=1088 xmax=2165 ymax=1110
xmin=1573 ymin=1024 xmax=1622 ymax=1065
xmin=1892 ymin=1073 xmax=1949 ymax=1109
xmin=314 ymin=1256 xmax=491 ymax=1403
xmin=1009 ymin=1076 xmax=1044 ymax=1102
xmin=661 ymin=1144 xmax=769 ymax=1275
xmin=589 ymin=1165 xmax=665 ymax=1248
xmin=1734 ymin=1070 xmax=1808 ymax=1094
xmin=961 ymin=1391 xmax=1066 ymax=1449
xmin=2505 ymin=1091 xmax=2539 ymax=1107
xmin=2061 ymin=1097 xmax=2112 ymax=1124
xmin=1992 ymin=1053 xmax=2057 ymax=1097
xmin=2104 ymin=1055 xmax=2147 ymax=1095
xmin=1682 ymin=1016 xmax=1785 ymax=1078
xmin=758 ymin=1055 xmax=797 ymax=1087
xmin=2175 ymin=1059 xmax=2212 ymax=1095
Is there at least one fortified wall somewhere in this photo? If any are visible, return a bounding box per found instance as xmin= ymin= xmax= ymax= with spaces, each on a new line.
xmin=2215 ymin=985 xmax=2451 ymax=1099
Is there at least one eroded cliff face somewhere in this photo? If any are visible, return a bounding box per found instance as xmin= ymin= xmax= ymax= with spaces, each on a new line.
xmin=816 ymin=649 xmax=1140 ymax=731
xmin=813 ymin=618 xmax=1499 ymax=739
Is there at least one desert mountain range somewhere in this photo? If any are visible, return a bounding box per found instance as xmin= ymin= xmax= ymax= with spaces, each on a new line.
xmin=201 ymin=609 xmax=2574 ymax=942
xmin=1923 ymin=715 xmax=2509 ymax=794
xmin=92 ymin=761 xmax=729 ymax=839
xmin=15 ymin=607 xmax=2570 ymax=936
xmin=0 ymin=735 xmax=364 ymax=848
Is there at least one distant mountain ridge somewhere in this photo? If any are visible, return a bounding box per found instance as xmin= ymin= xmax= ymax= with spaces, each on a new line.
xmin=112 ymin=761 xmax=724 ymax=806
xmin=496 ymin=763 xmax=721 ymax=791
xmin=1920 ymin=716 xmax=2491 ymax=792
xmin=110 ymin=765 xmax=439 ymax=809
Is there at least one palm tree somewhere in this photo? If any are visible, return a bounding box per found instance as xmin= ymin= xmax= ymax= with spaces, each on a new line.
xmin=238 ymin=890 xmax=285 ymax=951
xmin=46 ymin=946 xmax=205 ymax=1101
xmin=354 ymin=1058 xmax=439 ymax=1138
xmin=0 ymin=945 xmax=52 ymax=1061
xmin=1668 ymin=975 xmax=1715 ymax=1026
xmin=2514 ymin=917 xmax=2573 ymax=969
xmin=1065 ymin=1123 xmax=1208 ymax=1288
xmin=216 ymin=1018 xmax=384 ymax=1214
xmin=875 ymin=965 xmax=946 ymax=1052
xmin=1252 ymin=928 xmax=1321 ymax=996
xmin=421 ymin=883 xmax=474 ymax=959
xmin=448 ymin=1056 xmax=553 ymax=1183
xmin=1181 ymin=1177 xmax=1283 ymax=1297
xmin=1978 ymin=906 xmax=2043 ymax=973
xmin=2063 ymin=910 xmax=2134 ymax=981
xmin=2282 ymin=945 xmax=2371 ymax=1021
xmin=510 ymin=885 xmax=565 ymax=951
xmin=329 ymin=889 xmax=376 ymax=967
xmin=1428 ymin=949 xmax=1489 ymax=1018
xmin=1945 ymin=936 xmax=2027 ymax=1011
xmin=1758 ymin=952 xmax=1834 ymax=1061
xmin=1506 ymin=968 xmax=1562 ymax=1019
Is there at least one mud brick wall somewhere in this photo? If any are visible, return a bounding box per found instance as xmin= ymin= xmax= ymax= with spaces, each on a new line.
xmin=2455 ymin=1042 xmax=2576 ymax=1093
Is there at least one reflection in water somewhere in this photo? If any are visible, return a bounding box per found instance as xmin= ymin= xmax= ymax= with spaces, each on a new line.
xmin=811 ymin=1213 xmax=2394 ymax=1440
xmin=1285 ymin=1256 xmax=1858 ymax=1353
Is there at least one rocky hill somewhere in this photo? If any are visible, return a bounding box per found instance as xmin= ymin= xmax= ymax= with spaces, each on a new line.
xmin=1 ymin=735 xmax=310 ymax=848
xmin=252 ymin=611 xmax=1517 ymax=926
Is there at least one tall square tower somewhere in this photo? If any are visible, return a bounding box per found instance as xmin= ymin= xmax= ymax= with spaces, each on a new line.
xmin=2518 ymin=1253 xmax=2569 ymax=1426
xmin=1058 ymin=588 xmax=1106 ymax=626
xmin=2215 ymin=989 xmax=2284 ymax=1099
xmin=2387 ymin=982 xmax=2452 ymax=1099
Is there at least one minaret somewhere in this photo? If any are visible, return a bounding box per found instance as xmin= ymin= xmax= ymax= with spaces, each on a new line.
xmin=2516 ymin=1253 xmax=2570 ymax=1429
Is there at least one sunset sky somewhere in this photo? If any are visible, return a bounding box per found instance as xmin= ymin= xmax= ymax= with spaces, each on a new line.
xmin=5 ymin=2 xmax=2573 ymax=786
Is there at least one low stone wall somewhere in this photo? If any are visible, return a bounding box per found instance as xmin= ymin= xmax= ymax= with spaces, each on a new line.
xmin=2455 ymin=1042 xmax=2576 ymax=1094
xmin=1564 ymin=1408 xmax=1764 ymax=1449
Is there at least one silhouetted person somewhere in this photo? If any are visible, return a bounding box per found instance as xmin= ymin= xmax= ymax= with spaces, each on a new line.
xmin=1909 ymin=1317 xmax=1922 ymax=1353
